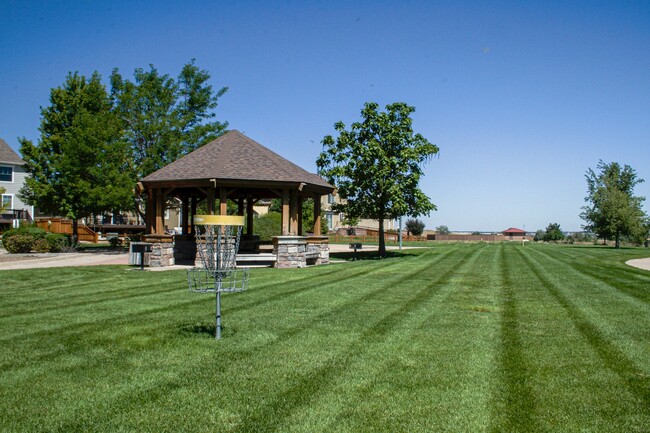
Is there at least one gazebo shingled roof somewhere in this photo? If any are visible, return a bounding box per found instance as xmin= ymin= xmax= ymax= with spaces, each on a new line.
xmin=139 ymin=130 xmax=334 ymax=237
xmin=141 ymin=130 xmax=333 ymax=193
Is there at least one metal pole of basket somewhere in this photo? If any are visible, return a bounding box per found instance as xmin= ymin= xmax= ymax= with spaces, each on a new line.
xmin=188 ymin=215 xmax=249 ymax=340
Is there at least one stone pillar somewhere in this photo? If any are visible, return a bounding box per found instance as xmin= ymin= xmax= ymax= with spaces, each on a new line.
xmin=142 ymin=234 xmax=174 ymax=267
xmin=273 ymin=236 xmax=307 ymax=268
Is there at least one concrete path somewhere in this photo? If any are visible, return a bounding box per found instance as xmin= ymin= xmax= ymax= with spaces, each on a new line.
xmin=0 ymin=250 xmax=129 ymax=270
xmin=0 ymin=243 xmax=423 ymax=271
xmin=626 ymin=258 xmax=650 ymax=271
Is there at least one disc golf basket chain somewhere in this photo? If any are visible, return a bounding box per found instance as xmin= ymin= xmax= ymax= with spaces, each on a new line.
xmin=187 ymin=215 xmax=249 ymax=339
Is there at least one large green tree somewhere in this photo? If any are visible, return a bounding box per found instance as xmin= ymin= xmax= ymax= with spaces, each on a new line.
xmin=110 ymin=60 xmax=228 ymax=219
xmin=19 ymin=72 xmax=132 ymax=241
xmin=317 ymin=102 xmax=439 ymax=256
xmin=580 ymin=160 xmax=648 ymax=248
xmin=543 ymin=222 xmax=565 ymax=242
xmin=110 ymin=60 xmax=228 ymax=181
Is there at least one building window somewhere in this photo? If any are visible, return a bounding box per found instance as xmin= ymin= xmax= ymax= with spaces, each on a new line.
xmin=2 ymin=195 xmax=12 ymax=210
xmin=326 ymin=213 xmax=333 ymax=229
xmin=0 ymin=166 xmax=13 ymax=182
xmin=327 ymin=193 xmax=335 ymax=204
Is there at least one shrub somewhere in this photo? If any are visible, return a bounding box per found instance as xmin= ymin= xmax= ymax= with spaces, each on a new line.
xmin=109 ymin=237 xmax=121 ymax=248
xmin=254 ymin=212 xmax=282 ymax=241
xmin=33 ymin=238 xmax=51 ymax=253
xmin=127 ymin=233 xmax=143 ymax=243
xmin=405 ymin=218 xmax=425 ymax=236
xmin=45 ymin=233 xmax=70 ymax=252
xmin=3 ymin=234 xmax=35 ymax=253
xmin=435 ymin=225 xmax=450 ymax=235
xmin=2 ymin=225 xmax=47 ymax=246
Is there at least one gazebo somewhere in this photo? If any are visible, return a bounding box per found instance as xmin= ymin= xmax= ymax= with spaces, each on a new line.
xmin=137 ymin=130 xmax=335 ymax=268
xmin=502 ymin=227 xmax=527 ymax=240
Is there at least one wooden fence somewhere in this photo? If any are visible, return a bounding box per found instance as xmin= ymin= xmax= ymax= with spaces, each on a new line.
xmin=330 ymin=233 xmax=428 ymax=243
xmin=35 ymin=218 xmax=99 ymax=243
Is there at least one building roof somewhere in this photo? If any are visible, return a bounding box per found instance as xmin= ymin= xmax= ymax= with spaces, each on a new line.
xmin=0 ymin=139 xmax=23 ymax=165
xmin=502 ymin=227 xmax=526 ymax=234
xmin=141 ymin=130 xmax=334 ymax=193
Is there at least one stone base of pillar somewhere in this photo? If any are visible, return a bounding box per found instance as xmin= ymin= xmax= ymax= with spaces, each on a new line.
xmin=273 ymin=236 xmax=307 ymax=268
xmin=142 ymin=234 xmax=175 ymax=267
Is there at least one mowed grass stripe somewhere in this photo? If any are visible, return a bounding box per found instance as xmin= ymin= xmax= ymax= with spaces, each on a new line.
xmin=516 ymin=245 xmax=650 ymax=429
xmin=489 ymin=243 xmax=542 ymax=433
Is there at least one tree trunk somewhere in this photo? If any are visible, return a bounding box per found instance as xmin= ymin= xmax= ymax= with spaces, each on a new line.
xmin=615 ymin=231 xmax=620 ymax=248
xmin=378 ymin=218 xmax=386 ymax=258
xmin=72 ymin=219 xmax=79 ymax=245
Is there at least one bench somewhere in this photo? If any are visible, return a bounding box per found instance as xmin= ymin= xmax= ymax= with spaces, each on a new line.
xmin=236 ymin=253 xmax=277 ymax=267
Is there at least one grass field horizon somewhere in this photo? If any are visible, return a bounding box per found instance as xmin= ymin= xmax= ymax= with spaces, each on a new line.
xmin=1 ymin=243 xmax=649 ymax=432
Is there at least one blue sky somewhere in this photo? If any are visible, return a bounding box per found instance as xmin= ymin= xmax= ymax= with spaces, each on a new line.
xmin=1 ymin=0 xmax=649 ymax=232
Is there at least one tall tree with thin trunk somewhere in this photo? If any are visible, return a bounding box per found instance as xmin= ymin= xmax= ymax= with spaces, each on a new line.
xmin=580 ymin=160 xmax=648 ymax=248
xmin=19 ymin=72 xmax=132 ymax=241
xmin=110 ymin=60 xmax=228 ymax=218
xmin=317 ymin=102 xmax=438 ymax=257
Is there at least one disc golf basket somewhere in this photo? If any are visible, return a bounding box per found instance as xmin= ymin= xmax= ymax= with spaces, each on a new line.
xmin=187 ymin=215 xmax=249 ymax=339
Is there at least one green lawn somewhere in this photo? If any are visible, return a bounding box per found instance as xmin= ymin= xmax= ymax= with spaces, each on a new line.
xmin=1 ymin=243 xmax=649 ymax=432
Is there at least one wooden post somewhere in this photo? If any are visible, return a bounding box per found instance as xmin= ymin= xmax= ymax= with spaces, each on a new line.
xmin=181 ymin=196 xmax=189 ymax=235
xmin=220 ymin=188 xmax=228 ymax=215
xmin=297 ymin=195 xmax=303 ymax=236
xmin=155 ymin=188 xmax=164 ymax=235
xmin=206 ymin=187 xmax=215 ymax=215
xmin=281 ymin=189 xmax=290 ymax=235
xmin=290 ymin=190 xmax=299 ymax=235
xmin=246 ymin=196 xmax=254 ymax=235
xmin=313 ymin=194 xmax=322 ymax=236
xmin=146 ymin=189 xmax=154 ymax=234
xmin=190 ymin=196 xmax=197 ymax=234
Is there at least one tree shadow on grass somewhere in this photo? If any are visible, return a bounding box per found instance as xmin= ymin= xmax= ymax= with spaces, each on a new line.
xmin=329 ymin=250 xmax=415 ymax=261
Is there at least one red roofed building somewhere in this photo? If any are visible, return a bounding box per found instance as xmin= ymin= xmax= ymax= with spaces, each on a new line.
xmin=502 ymin=227 xmax=527 ymax=240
